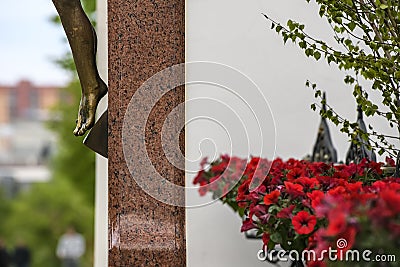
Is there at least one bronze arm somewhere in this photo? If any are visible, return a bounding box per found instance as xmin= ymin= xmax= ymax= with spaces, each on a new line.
xmin=52 ymin=0 xmax=107 ymax=136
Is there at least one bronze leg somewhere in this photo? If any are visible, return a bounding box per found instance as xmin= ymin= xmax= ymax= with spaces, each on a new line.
xmin=52 ymin=0 xmax=107 ymax=136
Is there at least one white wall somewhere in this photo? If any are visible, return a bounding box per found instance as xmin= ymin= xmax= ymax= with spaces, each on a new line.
xmin=94 ymin=1 xmax=108 ymax=266
xmin=186 ymin=1 xmax=396 ymax=266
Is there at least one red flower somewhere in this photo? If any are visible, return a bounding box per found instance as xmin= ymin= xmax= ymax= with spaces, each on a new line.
xmin=263 ymin=190 xmax=280 ymax=205
xmin=327 ymin=186 xmax=346 ymax=197
xmin=307 ymin=190 xmax=324 ymax=209
xmin=241 ymin=218 xmax=256 ymax=232
xmin=316 ymin=176 xmax=334 ymax=188
xmin=193 ymin=170 xmax=205 ymax=185
xmin=236 ymin=179 xmax=251 ymax=207
xmin=307 ymin=260 xmax=326 ymax=267
xmin=388 ymin=223 xmax=400 ymax=237
xmin=250 ymin=204 xmax=270 ymax=224
xmin=346 ymin=182 xmax=362 ymax=193
xmin=386 ymin=157 xmax=396 ymax=167
xmin=336 ymin=226 xmax=357 ymax=258
xmin=286 ymin=167 xmax=305 ymax=180
xmin=211 ymin=161 xmax=227 ymax=173
xmin=284 ymin=181 xmax=305 ymax=198
xmin=326 ymin=210 xmax=347 ymax=236
xmin=277 ymin=205 xmax=295 ymax=219
xmin=377 ymin=189 xmax=400 ymax=216
xmin=262 ymin=233 xmax=270 ymax=250
xmin=308 ymin=162 xmax=330 ymax=176
xmin=292 ymin=211 xmax=317 ymax=235
xmin=296 ymin=177 xmax=320 ymax=190
xmin=371 ymin=180 xmax=389 ymax=191
xmin=198 ymin=181 xmax=208 ymax=196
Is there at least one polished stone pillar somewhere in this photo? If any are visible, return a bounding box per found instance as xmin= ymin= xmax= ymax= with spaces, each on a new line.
xmin=108 ymin=0 xmax=185 ymax=266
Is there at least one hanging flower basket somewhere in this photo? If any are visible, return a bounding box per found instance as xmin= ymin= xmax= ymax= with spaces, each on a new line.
xmin=194 ymin=155 xmax=400 ymax=266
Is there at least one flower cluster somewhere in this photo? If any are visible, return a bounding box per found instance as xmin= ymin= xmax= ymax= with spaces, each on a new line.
xmin=194 ymin=155 xmax=400 ymax=266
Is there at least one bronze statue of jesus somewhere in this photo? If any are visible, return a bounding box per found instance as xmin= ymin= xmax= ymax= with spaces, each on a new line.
xmin=52 ymin=0 xmax=107 ymax=136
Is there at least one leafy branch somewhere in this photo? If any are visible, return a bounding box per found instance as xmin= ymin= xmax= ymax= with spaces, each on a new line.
xmin=263 ymin=0 xmax=400 ymax=157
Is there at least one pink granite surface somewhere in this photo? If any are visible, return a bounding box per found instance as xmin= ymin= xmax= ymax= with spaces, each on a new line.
xmin=108 ymin=0 xmax=185 ymax=266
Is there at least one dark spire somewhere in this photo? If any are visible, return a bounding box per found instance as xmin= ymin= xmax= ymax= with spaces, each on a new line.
xmin=311 ymin=93 xmax=338 ymax=163
xmin=345 ymin=106 xmax=376 ymax=164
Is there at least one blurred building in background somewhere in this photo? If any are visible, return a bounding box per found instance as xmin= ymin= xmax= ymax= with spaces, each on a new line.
xmin=0 ymin=80 xmax=61 ymax=198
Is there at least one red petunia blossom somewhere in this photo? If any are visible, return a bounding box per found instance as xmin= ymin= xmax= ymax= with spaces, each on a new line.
xmin=307 ymin=190 xmax=325 ymax=209
xmin=345 ymin=181 xmax=363 ymax=193
xmin=286 ymin=167 xmax=306 ymax=180
xmin=193 ymin=170 xmax=205 ymax=185
xmin=236 ymin=179 xmax=251 ymax=207
xmin=386 ymin=157 xmax=396 ymax=167
xmin=244 ymin=157 xmax=261 ymax=177
xmin=241 ymin=218 xmax=256 ymax=232
xmin=198 ymin=181 xmax=209 ymax=196
xmin=388 ymin=222 xmax=400 ymax=237
xmin=211 ymin=161 xmax=227 ymax=173
xmin=367 ymin=160 xmax=384 ymax=175
xmin=250 ymin=204 xmax=270 ymax=224
xmin=292 ymin=210 xmax=317 ymax=235
xmin=262 ymin=232 xmax=270 ymax=250
xmin=327 ymin=186 xmax=346 ymax=197
xmin=326 ymin=209 xmax=347 ymax=236
xmin=307 ymin=260 xmax=327 ymax=267
xmin=277 ymin=204 xmax=295 ymax=219
xmin=316 ymin=176 xmax=334 ymax=188
xmin=376 ymin=189 xmax=400 ymax=217
xmin=308 ymin=162 xmax=330 ymax=177
xmin=371 ymin=180 xmax=389 ymax=191
xmin=284 ymin=181 xmax=305 ymax=198
xmin=336 ymin=226 xmax=357 ymax=258
xmin=296 ymin=177 xmax=320 ymax=190
xmin=264 ymin=190 xmax=280 ymax=205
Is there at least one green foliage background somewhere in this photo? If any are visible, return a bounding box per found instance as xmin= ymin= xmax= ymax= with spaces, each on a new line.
xmin=264 ymin=0 xmax=400 ymax=158
xmin=0 ymin=0 xmax=97 ymax=266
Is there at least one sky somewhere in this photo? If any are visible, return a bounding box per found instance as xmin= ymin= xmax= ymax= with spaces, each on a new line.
xmin=0 ymin=0 xmax=70 ymax=86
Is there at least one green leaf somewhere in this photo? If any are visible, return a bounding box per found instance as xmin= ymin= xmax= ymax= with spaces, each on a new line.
xmin=305 ymin=48 xmax=313 ymax=57
xmin=238 ymin=207 xmax=245 ymax=218
xmin=299 ymin=41 xmax=307 ymax=49
xmin=314 ymin=51 xmax=321 ymax=60
xmin=380 ymin=4 xmax=389 ymax=9
xmin=287 ymin=20 xmax=295 ymax=31
xmin=268 ymin=240 xmax=276 ymax=250
xmin=268 ymin=205 xmax=280 ymax=213
xmin=311 ymin=103 xmax=316 ymax=111
xmin=347 ymin=21 xmax=356 ymax=31
xmin=270 ymin=232 xmax=283 ymax=243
